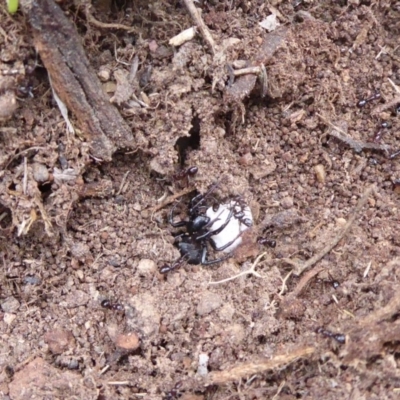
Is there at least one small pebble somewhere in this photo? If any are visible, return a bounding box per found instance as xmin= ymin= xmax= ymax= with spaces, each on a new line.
xmin=336 ymin=217 xmax=347 ymax=227
xmin=4 ymin=313 xmax=16 ymax=325
xmin=115 ymin=332 xmax=140 ymax=350
xmin=239 ymin=152 xmax=253 ymax=166
xmin=196 ymin=291 xmax=222 ymax=316
xmin=32 ymin=163 xmax=49 ymax=183
xmin=98 ymin=66 xmax=111 ymax=82
xmin=280 ymin=196 xmax=294 ymax=209
xmin=197 ymin=353 xmax=209 ymax=377
xmin=1 ymin=296 xmax=20 ymax=313
xmin=137 ymin=259 xmax=157 ymax=275
xmin=108 ymin=256 xmax=121 ymax=267
xmin=70 ymin=242 xmax=90 ymax=259
xmin=314 ymin=164 xmax=326 ymax=183
xmin=44 ymin=328 xmax=75 ymax=354
xmin=23 ymin=275 xmax=41 ymax=285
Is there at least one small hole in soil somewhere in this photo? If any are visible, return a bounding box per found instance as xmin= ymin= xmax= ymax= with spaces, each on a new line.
xmin=175 ymin=116 xmax=200 ymax=166
xmin=0 ymin=203 xmax=12 ymax=229
xmin=38 ymin=182 xmax=52 ymax=200
xmin=8 ymin=182 xmax=16 ymax=191
xmin=258 ymin=335 xmax=267 ymax=344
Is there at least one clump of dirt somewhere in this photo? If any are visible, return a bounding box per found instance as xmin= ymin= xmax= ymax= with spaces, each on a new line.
xmin=1 ymin=0 xmax=400 ymax=399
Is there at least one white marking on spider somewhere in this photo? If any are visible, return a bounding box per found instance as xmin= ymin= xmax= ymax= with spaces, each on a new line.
xmin=206 ymin=200 xmax=253 ymax=253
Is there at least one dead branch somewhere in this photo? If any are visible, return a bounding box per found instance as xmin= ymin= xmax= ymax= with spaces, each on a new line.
xmin=19 ymin=0 xmax=135 ymax=161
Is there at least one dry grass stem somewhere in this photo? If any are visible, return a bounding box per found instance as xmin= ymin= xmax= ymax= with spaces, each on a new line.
xmin=209 ymin=252 xmax=267 ymax=285
xmin=117 ymin=170 xmax=131 ymax=195
xmin=278 ymin=270 xmax=293 ymax=296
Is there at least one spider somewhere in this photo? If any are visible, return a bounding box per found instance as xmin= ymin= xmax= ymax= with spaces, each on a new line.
xmin=160 ymin=183 xmax=250 ymax=274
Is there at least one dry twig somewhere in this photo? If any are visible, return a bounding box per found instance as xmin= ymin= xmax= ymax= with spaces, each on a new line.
xmin=182 ymin=0 xmax=216 ymax=55
xmin=205 ymin=346 xmax=315 ymax=385
xmin=84 ymin=4 xmax=137 ymax=33
xmin=150 ymin=187 xmax=195 ymax=213
xmin=281 ymin=184 xmax=375 ymax=276
xmin=288 ymin=266 xmax=325 ymax=298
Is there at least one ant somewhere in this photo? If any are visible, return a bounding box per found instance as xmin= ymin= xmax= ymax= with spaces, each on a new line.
xmin=318 ymin=272 xmax=340 ymax=289
xmin=172 ymin=166 xmax=198 ymax=187
xmin=316 ymin=327 xmax=345 ymax=344
xmin=389 ymin=149 xmax=400 ymax=160
xmin=258 ymin=237 xmax=276 ymax=248
xmin=369 ymin=121 xmax=390 ymax=143
xmin=357 ymin=92 xmax=381 ymax=108
xmin=163 ymin=381 xmax=183 ymax=400
xmin=101 ymin=299 xmax=124 ymax=312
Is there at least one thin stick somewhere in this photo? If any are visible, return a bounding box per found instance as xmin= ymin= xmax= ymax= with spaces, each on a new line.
xmin=23 ymin=157 xmax=28 ymax=195
xmin=289 ymin=266 xmax=325 ymax=298
xmin=150 ymin=187 xmax=195 ymax=213
xmin=205 ymin=346 xmax=315 ymax=385
xmin=84 ymin=6 xmax=137 ymax=33
xmin=281 ymin=184 xmax=374 ymax=276
xmin=278 ymin=270 xmax=293 ymax=296
xmin=233 ymin=66 xmax=262 ymax=76
xmin=317 ymin=113 xmax=389 ymax=152
xmin=388 ymin=78 xmax=400 ymax=94
xmin=117 ymin=170 xmax=130 ymax=195
xmin=183 ymin=0 xmax=216 ymax=55
xmin=372 ymin=95 xmax=400 ymax=115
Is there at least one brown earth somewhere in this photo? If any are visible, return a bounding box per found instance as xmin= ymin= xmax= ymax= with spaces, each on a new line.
xmin=1 ymin=0 xmax=400 ymax=399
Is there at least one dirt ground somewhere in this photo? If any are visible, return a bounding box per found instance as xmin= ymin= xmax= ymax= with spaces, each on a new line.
xmin=1 ymin=0 xmax=400 ymax=399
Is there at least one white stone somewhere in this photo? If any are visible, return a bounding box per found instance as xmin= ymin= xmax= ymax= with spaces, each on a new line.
xmin=206 ymin=201 xmax=253 ymax=253
xmin=197 ymin=353 xmax=209 ymax=377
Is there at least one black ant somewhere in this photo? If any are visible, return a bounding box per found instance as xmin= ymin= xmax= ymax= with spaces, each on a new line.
xmin=369 ymin=121 xmax=390 ymax=143
xmin=163 ymin=381 xmax=183 ymax=400
xmin=160 ymin=183 xmax=245 ymax=274
xmin=257 ymin=237 xmax=276 ymax=248
xmin=172 ymin=166 xmax=198 ymax=187
xmin=317 ymin=272 xmax=339 ymax=289
xmin=357 ymin=92 xmax=381 ymax=108
xmin=316 ymin=327 xmax=345 ymax=344
xmin=173 ymin=166 xmax=198 ymax=181
xmin=390 ymin=149 xmax=400 ymax=159
xmin=101 ymin=299 xmax=124 ymax=312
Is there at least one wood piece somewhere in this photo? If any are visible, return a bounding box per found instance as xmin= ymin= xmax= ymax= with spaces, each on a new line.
xmin=19 ymin=0 xmax=135 ymax=161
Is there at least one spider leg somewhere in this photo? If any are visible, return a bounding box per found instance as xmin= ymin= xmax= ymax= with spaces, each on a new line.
xmin=210 ymin=230 xmax=243 ymax=252
xmin=189 ymin=181 xmax=219 ymax=214
xmin=169 ymin=201 xmax=188 ymax=228
xmin=195 ymin=207 xmax=234 ymax=241
xmin=201 ymin=246 xmax=233 ymax=266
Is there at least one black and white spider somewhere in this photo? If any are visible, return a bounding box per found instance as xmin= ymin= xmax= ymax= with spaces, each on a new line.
xmin=159 ymin=183 xmax=253 ymax=274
